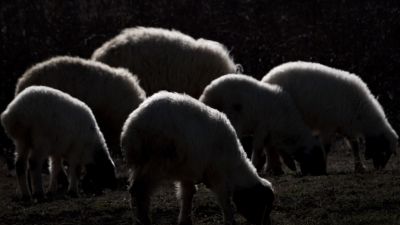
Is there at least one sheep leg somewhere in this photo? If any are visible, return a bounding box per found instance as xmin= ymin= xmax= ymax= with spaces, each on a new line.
xmin=15 ymin=142 xmax=30 ymax=200
xmin=67 ymin=163 xmax=81 ymax=197
xmin=212 ymin=184 xmax=235 ymax=225
xmin=251 ymin=136 xmax=267 ymax=173
xmin=129 ymin=177 xmax=155 ymax=225
xmin=47 ymin=156 xmax=62 ymax=195
xmin=349 ymin=138 xmax=366 ymax=173
xmin=28 ymin=155 xmax=45 ymax=201
xmin=177 ymin=181 xmax=196 ymax=225
xmin=265 ymin=147 xmax=284 ymax=176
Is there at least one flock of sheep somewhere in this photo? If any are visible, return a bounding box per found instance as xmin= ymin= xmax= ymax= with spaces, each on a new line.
xmin=1 ymin=26 xmax=398 ymax=225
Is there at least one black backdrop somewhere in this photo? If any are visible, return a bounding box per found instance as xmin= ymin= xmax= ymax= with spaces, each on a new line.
xmin=1 ymin=0 xmax=399 ymax=145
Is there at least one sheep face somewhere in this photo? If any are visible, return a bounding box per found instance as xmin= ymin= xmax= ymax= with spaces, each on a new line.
xmin=82 ymin=146 xmax=117 ymax=193
xmin=233 ymin=180 xmax=274 ymax=225
xmin=275 ymin=135 xmax=326 ymax=175
xmin=364 ymin=134 xmax=393 ymax=169
xmin=292 ymin=142 xmax=327 ymax=176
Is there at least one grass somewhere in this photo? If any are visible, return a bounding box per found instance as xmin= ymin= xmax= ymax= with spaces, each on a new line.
xmin=0 ymin=145 xmax=399 ymax=225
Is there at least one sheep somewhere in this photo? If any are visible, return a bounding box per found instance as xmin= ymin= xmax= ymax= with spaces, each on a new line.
xmin=91 ymin=26 xmax=238 ymax=98
xmin=1 ymin=86 xmax=117 ymax=200
xmin=200 ymin=74 xmax=326 ymax=176
xmin=121 ymin=91 xmax=274 ymax=225
xmin=262 ymin=61 xmax=399 ymax=172
xmin=15 ymin=56 xmax=146 ymax=157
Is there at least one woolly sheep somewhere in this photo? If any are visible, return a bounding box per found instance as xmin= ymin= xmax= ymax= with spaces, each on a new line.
xmin=1 ymin=86 xmax=116 ymax=200
xmin=15 ymin=56 xmax=146 ymax=157
xmin=91 ymin=26 xmax=238 ymax=98
xmin=200 ymin=74 xmax=326 ymax=176
xmin=262 ymin=61 xmax=399 ymax=172
xmin=121 ymin=91 xmax=274 ymax=225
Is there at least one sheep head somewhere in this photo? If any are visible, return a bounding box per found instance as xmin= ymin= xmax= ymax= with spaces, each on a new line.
xmin=82 ymin=145 xmax=117 ymax=194
xmin=233 ymin=179 xmax=274 ymax=225
xmin=365 ymin=133 xmax=394 ymax=169
xmin=294 ymin=145 xmax=327 ymax=176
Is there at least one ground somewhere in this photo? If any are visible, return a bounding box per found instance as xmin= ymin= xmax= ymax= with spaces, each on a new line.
xmin=0 ymin=144 xmax=399 ymax=225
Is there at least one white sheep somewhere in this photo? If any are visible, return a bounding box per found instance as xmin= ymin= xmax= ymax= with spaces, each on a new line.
xmin=262 ymin=61 xmax=399 ymax=172
xmin=15 ymin=56 xmax=146 ymax=157
xmin=91 ymin=26 xmax=238 ymax=98
xmin=121 ymin=91 xmax=274 ymax=225
xmin=200 ymin=74 xmax=326 ymax=176
xmin=1 ymin=86 xmax=117 ymax=200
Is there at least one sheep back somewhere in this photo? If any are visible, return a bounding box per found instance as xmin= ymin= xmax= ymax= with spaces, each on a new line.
xmin=1 ymin=86 xmax=116 ymax=195
xmin=15 ymin=56 xmax=146 ymax=155
xmin=200 ymin=74 xmax=326 ymax=175
xmin=262 ymin=61 xmax=398 ymax=168
xmin=121 ymin=91 xmax=274 ymax=224
xmin=121 ymin=91 xmax=249 ymax=180
xmin=92 ymin=27 xmax=237 ymax=98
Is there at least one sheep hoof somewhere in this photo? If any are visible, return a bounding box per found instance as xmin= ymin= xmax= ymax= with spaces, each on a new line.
xmin=354 ymin=164 xmax=367 ymax=173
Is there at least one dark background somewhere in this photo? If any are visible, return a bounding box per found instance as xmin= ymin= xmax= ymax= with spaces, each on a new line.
xmin=1 ymin=0 xmax=400 ymax=144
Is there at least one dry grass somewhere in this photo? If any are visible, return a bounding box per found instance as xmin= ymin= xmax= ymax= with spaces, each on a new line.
xmin=0 ymin=145 xmax=399 ymax=225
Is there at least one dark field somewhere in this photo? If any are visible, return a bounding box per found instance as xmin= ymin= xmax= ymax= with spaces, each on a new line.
xmin=1 ymin=145 xmax=400 ymax=225
xmin=1 ymin=1 xmax=400 ymax=225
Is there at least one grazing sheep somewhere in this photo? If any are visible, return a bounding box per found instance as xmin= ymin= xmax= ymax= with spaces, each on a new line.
xmin=15 ymin=56 xmax=146 ymax=157
xmin=200 ymin=74 xmax=326 ymax=176
xmin=1 ymin=86 xmax=116 ymax=200
xmin=262 ymin=61 xmax=398 ymax=172
xmin=91 ymin=26 xmax=238 ymax=98
xmin=121 ymin=91 xmax=274 ymax=225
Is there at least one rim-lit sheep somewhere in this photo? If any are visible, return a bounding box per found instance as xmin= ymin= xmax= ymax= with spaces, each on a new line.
xmin=1 ymin=86 xmax=116 ymax=200
xmin=15 ymin=56 xmax=146 ymax=157
xmin=121 ymin=91 xmax=274 ymax=225
xmin=200 ymin=74 xmax=326 ymax=176
xmin=91 ymin=26 xmax=238 ymax=98
xmin=262 ymin=61 xmax=398 ymax=172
